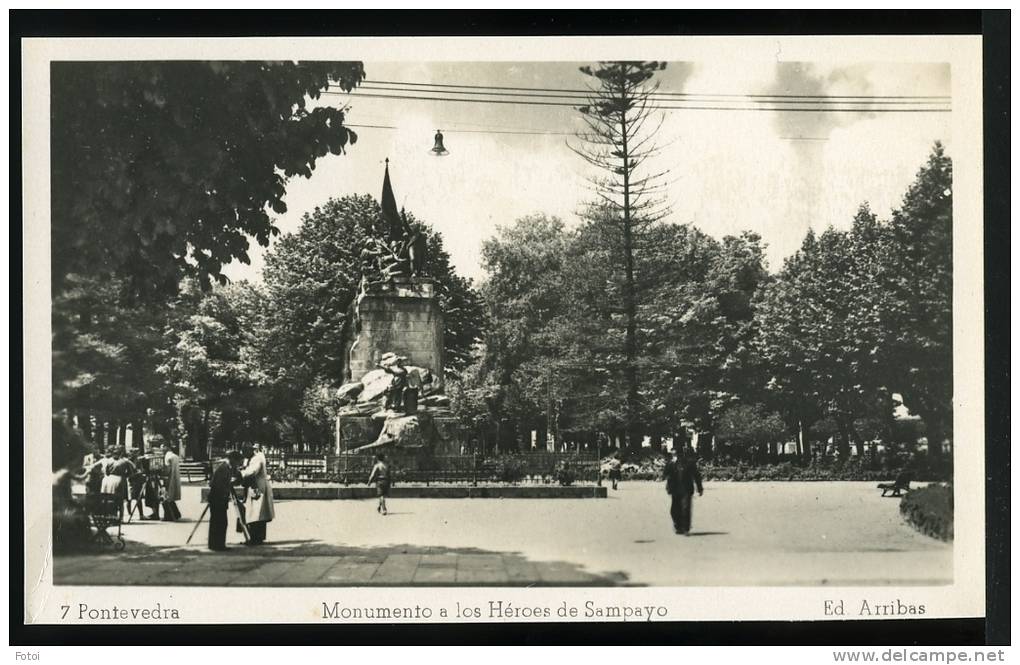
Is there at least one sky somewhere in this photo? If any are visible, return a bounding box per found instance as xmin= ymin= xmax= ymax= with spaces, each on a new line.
xmin=221 ymin=60 xmax=952 ymax=284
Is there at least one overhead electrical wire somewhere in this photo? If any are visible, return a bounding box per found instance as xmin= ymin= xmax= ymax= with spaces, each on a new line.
xmin=325 ymin=89 xmax=951 ymax=113
xmin=346 ymin=122 xmax=575 ymax=135
xmin=354 ymin=83 xmax=949 ymax=106
xmin=354 ymin=78 xmax=951 ymax=101
xmin=348 ymin=123 xmax=828 ymax=141
xmin=335 ymin=77 xmax=949 ymax=138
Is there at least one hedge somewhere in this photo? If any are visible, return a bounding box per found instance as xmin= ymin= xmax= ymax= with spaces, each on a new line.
xmin=899 ymin=484 xmax=954 ymax=541
xmin=615 ymin=455 xmax=952 ymax=483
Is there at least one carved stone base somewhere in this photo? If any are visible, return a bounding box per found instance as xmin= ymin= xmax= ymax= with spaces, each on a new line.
xmin=336 ymin=415 xmax=382 ymax=454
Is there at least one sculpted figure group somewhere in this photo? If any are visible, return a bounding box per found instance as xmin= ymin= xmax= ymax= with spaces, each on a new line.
xmin=359 ymin=209 xmax=427 ymax=289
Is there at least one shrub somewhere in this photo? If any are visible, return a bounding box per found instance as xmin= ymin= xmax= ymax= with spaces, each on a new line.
xmin=555 ymin=461 xmax=577 ymax=487
xmin=485 ymin=456 xmax=526 ymax=484
xmin=608 ymin=453 xmax=952 ymax=482
xmin=900 ymin=484 xmax=953 ymax=541
xmin=271 ymin=467 xmax=300 ymax=483
xmin=715 ymin=404 xmax=788 ymax=457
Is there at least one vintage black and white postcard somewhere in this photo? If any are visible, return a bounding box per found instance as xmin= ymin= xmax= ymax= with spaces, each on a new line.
xmin=22 ymin=32 xmax=986 ymax=627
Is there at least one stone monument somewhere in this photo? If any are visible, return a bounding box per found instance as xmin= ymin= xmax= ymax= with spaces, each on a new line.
xmin=334 ymin=162 xmax=463 ymax=459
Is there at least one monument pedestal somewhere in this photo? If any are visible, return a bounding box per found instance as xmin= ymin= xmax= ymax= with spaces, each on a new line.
xmin=344 ymin=278 xmax=445 ymax=383
xmin=337 ymin=278 xmax=448 ymax=455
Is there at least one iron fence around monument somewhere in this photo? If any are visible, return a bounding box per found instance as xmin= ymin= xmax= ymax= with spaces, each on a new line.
xmin=253 ymin=451 xmax=600 ymax=486
xmin=207 ymin=449 xmax=601 ymax=485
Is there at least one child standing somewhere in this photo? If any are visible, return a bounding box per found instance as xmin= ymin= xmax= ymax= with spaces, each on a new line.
xmin=608 ymin=453 xmax=623 ymax=490
xmin=368 ymin=454 xmax=391 ymax=515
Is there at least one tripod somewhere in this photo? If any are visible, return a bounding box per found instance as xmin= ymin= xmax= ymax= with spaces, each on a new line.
xmin=126 ymin=473 xmax=164 ymax=523
xmin=186 ymin=486 xmax=251 ymax=545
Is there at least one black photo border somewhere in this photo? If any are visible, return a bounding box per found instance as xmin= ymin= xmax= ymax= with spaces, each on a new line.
xmin=10 ymin=8 xmax=1009 ymax=647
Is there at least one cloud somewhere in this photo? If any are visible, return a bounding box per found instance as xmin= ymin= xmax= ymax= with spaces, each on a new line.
xmin=221 ymin=60 xmax=952 ymax=284
xmin=767 ymin=62 xmax=876 ymax=141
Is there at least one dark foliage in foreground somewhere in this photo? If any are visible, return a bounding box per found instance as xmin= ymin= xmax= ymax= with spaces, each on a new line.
xmin=900 ymin=484 xmax=954 ymax=541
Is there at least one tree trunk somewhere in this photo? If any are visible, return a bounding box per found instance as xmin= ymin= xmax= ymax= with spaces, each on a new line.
xmin=78 ymin=409 xmax=93 ymax=443
xmin=850 ymin=423 xmax=864 ymax=458
xmin=615 ymin=75 xmax=641 ymax=454
xmin=133 ymin=418 xmax=145 ymax=451
xmin=918 ymin=404 xmax=949 ymax=460
xmin=183 ymin=420 xmax=194 ymax=459
xmin=201 ymin=409 xmax=211 ymax=459
xmin=925 ymin=419 xmax=945 ymax=460
xmin=836 ymin=421 xmax=851 ymax=458
xmin=502 ymin=420 xmax=519 ymax=453
xmin=154 ymin=406 xmax=173 ymax=438
xmin=549 ymin=405 xmax=559 ymax=452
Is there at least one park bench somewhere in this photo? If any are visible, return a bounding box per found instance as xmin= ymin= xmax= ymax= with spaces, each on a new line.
xmin=179 ymin=460 xmax=210 ymax=483
xmin=878 ymin=472 xmax=913 ymax=497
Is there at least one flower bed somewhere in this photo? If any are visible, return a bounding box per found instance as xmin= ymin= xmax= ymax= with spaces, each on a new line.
xmin=606 ymin=452 xmax=952 ymax=483
xmin=899 ymin=484 xmax=954 ymax=541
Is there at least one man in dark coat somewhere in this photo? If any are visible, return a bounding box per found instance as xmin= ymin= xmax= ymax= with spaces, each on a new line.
xmin=207 ymin=450 xmax=243 ymax=551
xmin=663 ymin=448 xmax=703 ymax=535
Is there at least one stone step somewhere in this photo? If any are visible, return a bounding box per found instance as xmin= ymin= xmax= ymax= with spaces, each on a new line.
xmin=201 ymin=485 xmax=608 ymax=501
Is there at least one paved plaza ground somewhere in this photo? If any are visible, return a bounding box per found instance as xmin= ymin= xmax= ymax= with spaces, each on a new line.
xmin=55 ymin=481 xmax=952 ymax=587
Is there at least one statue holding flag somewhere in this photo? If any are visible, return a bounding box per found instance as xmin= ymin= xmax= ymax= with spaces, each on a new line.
xmin=338 ymin=160 xmax=452 ymax=457
xmin=375 ymin=159 xmax=426 ymax=281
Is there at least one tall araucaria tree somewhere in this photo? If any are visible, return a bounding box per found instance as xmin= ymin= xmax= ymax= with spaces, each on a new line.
xmin=570 ymin=60 xmax=671 ymax=450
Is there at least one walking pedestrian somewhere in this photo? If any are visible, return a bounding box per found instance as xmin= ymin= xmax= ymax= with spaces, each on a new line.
xmin=368 ymin=454 xmax=391 ymax=515
xmin=663 ymin=448 xmax=703 ymax=535
xmin=208 ymin=450 xmax=243 ymax=551
xmin=608 ymin=452 xmax=623 ymax=491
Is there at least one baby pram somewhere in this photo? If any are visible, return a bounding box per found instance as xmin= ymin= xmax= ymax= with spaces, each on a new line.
xmin=83 ymin=494 xmax=126 ymax=550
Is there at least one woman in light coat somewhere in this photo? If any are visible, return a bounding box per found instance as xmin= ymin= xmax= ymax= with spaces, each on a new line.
xmin=240 ymin=445 xmax=274 ymax=544
xmin=162 ymin=444 xmax=182 ymax=520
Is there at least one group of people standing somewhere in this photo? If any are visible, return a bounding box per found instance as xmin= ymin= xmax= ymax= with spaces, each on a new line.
xmin=207 ymin=444 xmax=275 ymax=551
xmin=82 ymin=443 xmax=182 ymax=521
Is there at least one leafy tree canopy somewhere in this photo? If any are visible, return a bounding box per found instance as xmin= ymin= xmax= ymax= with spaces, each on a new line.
xmin=261 ymin=194 xmax=484 ymax=386
xmin=716 ymin=403 xmax=787 ymax=450
xmin=51 ymin=60 xmax=365 ymax=298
